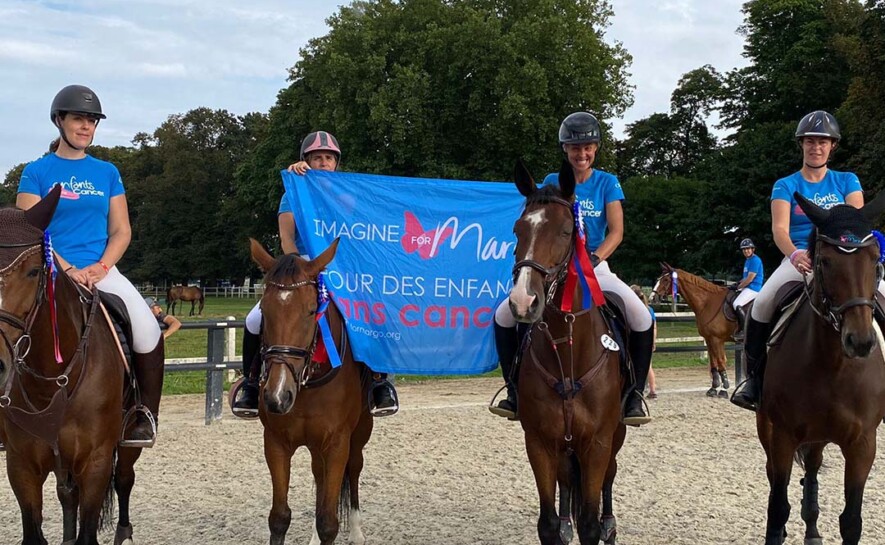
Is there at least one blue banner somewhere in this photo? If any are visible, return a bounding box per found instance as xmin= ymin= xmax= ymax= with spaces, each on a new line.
xmin=283 ymin=170 xmax=524 ymax=374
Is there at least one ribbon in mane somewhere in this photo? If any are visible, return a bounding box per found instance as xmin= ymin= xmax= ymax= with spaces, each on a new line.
xmin=43 ymin=231 xmax=63 ymax=364
xmin=872 ymin=230 xmax=885 ymax=264
xmin=311 ymin=273 xmax=341 ymax=368
xmin=671 ymin=270 xmax=679 ymax=301
xmin=561 ymin=202 xmax=606 ymax=313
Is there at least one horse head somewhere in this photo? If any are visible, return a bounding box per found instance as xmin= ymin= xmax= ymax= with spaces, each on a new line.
xmin=250 ymin=238 xmax=339 ymax=415
xmin=508 ymin=159 xmax=577 ymax=323
xmin=797 ymin=190 xmax=885 ymax=358
xmin=652 ymin=262 xmax=676 ymax=301
xmin=0 ymin=186 xmax=61 ymax=382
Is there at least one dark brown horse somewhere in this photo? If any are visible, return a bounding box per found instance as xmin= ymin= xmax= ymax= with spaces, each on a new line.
xmin=249 ymin=238 xmax=373 ymax=545
xmin=653 ymin=265 xmax=737 ymax=397
xmin=0 ymin=186 xmax=151 ymax=545
xmin=166 ymin=285 xmax=204 ymax=316
xmin=755 ymin=193 xmax=885 ymax=545
xmin=508 ymin=160 xmax=626 ymax=545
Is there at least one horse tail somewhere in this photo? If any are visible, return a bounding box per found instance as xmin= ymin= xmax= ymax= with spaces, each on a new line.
xmin=794 ymin=444 xmax=811 ymax=471
xmin=98 ymin=449 xmax=118 ymax=533
xmin=338 ymin=469 xmax=351 ymax=532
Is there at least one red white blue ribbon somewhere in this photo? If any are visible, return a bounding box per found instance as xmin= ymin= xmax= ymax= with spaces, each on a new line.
xmin=671 ymin=271 xmax=679 ymax=301
xmin=43 ymin=232 xmax=63 ymax=364
xmin=872 ymin=230 xmax=885 ymax=263
xmin=561 ymin=202 xmax=606 ymax=313
xmin=312 ymin=273 xmax=341 ymax=368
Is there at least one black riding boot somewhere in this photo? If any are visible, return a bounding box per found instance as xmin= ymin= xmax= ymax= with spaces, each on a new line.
xmin=489 ymin=322 xmax=520 ymax=420
xmin=122 ymin=340 xmax=165 ymax=447
xmin=730 ymin=317 xmax=771 ymax=412
xmin=623 ymin=326 xmax=654 ymax=427
xmin=734 ymin=305 xmax=747 ymax=341
xmin=232 ymin=328 xmax=261 ymax=418
xmin=370 ymin=373 xmax=399 ymax=416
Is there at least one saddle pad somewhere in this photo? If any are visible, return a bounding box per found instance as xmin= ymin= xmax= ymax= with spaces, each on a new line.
xmin=767 ymin=290 xmax=807 ymax=350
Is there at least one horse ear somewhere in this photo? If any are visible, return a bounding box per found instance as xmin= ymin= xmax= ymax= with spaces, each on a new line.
xmin=514 ymin=159 xmax=536 ymax=197
xmin=23 ymin=184 xmax=62 ymax=231
xmin=307 ymin=238 xmax=340 ymax=276
xmin=862 ymin=189 xmax=885 ymax=225
xmin=794 ymin=192 xmax=830 ymax=227
xmin=557 ymin=159 xmax=576 ymax=200
xmin=249 ymin=238 xmax=275 ymax=273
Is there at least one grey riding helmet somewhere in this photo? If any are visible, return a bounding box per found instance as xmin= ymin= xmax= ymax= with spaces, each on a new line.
xmin=50 ymin=85 xmax=106 ymax=123
xmin=795 ymin=111 xmax=840 ymax=141
xmin=559 ymin=112 xmax=602 ymax=145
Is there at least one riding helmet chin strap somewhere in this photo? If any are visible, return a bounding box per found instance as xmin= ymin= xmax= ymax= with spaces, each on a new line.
xmin=54 ymin=115 xmax=97 ymax=152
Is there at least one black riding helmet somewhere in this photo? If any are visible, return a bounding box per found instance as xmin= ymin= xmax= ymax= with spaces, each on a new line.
xmin=795 ymin=110 xmax=840 ymax=142
xmin=559 ymin=112 xmax=602 ymax=146
xmin=50 ymin=85 xmax=105 ymax=151
xmin=739 ymin=238 xmax=755 ymax=250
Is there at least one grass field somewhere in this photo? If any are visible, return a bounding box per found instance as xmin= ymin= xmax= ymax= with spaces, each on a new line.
xmin=158 ymin=296 xmax=718 ymax=394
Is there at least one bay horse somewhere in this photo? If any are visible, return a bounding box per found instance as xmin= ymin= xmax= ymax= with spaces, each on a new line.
xmin=755 ymin=193 xmax=885 ymax=545
xmin=509 ymin=160 xmax=626 ymax=545
xmin=653 ymin=264 xmax=736 ymax=397
xmin=166 ymin=285 xmax=203 ymax=316
xmin=0 ymin=185 xmax=150 ymax=545
xmin=249 ymin=238 xmax=373 ymax=545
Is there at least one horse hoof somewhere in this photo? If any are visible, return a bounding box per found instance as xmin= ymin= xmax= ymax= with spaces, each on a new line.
xmin=804 ymin=539 xmax=823 ymax=545
xmin=718 ymin=389 xmax=729 ymax=398
xmin=114 ymin=523 xmax=134 ymax=545
xmin=558 ymin=519 xmax=573 ymax=544
xmin=706 ymin=387 xmax=717 ymax=397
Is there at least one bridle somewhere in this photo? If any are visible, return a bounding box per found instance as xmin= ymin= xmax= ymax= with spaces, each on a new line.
xmin=260 ymin=278 xmax=321 ymax=389
xmin=511 ymin=196 xmax=576 ymax=307
xmin=805 ymin=232 xmax=883 ymax=332
xmin=0 ymin=241 xmax=49 ymax=383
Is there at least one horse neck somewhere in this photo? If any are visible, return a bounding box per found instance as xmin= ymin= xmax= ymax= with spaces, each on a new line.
xmin=22 ymin=272 xmax=85 ymax=379
xmin=675 ymin=270 xmax=724 ymax=315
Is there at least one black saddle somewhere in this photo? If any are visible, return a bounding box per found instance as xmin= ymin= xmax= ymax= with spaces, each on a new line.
xmin=95 ymin=290 xmax=134 ymax=369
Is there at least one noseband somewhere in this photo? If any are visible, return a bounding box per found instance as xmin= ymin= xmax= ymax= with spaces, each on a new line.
xmin=261 ymin=278 xmax=320 ymax=388
xmin=512 ymin=196 xmax=575 ymax=304
xmin=807 ymin=233 xmax=882 ymax=332
xmin=0 ymin=242 xmax=48 ymax=376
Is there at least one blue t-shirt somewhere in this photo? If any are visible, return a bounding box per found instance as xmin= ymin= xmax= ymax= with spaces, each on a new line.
xmin=742 ymin=254 xmax=764 ymax=291
xmin=18 ymin=154 xmax=125 ymax=268
xmin=278 ymin=192 xmax=306 ymax=253
xmin=540 ymin=169 xmax=624 ymax=252
xmin=771 ymin=170 xmax=862 ymax=249
xmin=649 ymin=307 xmax=656 ymax=322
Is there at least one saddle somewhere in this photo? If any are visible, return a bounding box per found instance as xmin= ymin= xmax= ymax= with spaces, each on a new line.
xmin=722 ymin=290 xmax=740 ymax=322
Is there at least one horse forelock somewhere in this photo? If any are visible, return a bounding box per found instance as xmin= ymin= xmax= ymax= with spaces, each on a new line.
xmin=265 ymin=253 xmax=307 ymax=285
xmin=524 ymin=184 xmax=569 ymax=207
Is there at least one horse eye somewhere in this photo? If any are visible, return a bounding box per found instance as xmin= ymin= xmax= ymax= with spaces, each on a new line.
xmin=819 ymin=257 xmax=830 ymax=268
xmin=27 ymin=267 xmax=40 ymax=278
xmin=561 ymin=230 xmax=571 ymax=238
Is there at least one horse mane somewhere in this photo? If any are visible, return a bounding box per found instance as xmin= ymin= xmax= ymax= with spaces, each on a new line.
xmin=265 ymin=253 xmax=305 ymax=284
xmin=674 ymin=269 xmax=723 ymax=295
xmin=525 ymin=185 xmax=569 ymax=206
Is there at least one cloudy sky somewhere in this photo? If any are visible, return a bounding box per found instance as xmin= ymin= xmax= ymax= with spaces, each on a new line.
xmin=1 ymin=0 xmax=748 ymax=178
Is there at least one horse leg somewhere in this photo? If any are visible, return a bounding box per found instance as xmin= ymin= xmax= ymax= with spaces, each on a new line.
xmin=798 ymin=444 xmax=825 ymax=545
xmin=265 ymin=434 xmax=293 ymax=545
xmin=575 ymin=442 xmax=611 ymax=545
xmin=345 ymin=415 xmax=373 ymax=545
xmin=600 ymin=425 xmax=626 ymax=545
xmin=113 ymin=448 xmax=143 ymax=545
xmin=557 ymin=457 xmax=574 ymax=544
xmin=706 ymin=346 xmax=720 ymax=397
xmin=710 ymin=343 xmax=729 ymax=397
xmin=525 ymin=435 xmax=560 ymax=545
xmin=8 ymin=458 xmax=49 ymax=545
xmin=55 ymin=469 xmax=78 ymax=544
xmin=309 ymin=438 xmax=351 ymax=545
xmin=762 ymin=425 xmax=795 ymax=545
xmin=73 ymin=446 xmax=116 ymax=545
xmin=839 ymin=434 xmax=877 ymax=545
xmin=190 ymin=300 xmax=195 ymax=317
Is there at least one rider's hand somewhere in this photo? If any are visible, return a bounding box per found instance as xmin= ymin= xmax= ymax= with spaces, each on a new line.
xmin=81 ymin=263 xmax=108 ymax=287
xmin=286 ymin=161 xmax=310 ymax=175
xmin=66 ymin=266 xmax=91 ymax=288
xmin=590 ymin=253 xmax=601 ymax=268
xmin=728 ymin=284 xmax=738 ymax=291
xmin=790 ymin=249 xmax=812 ymax=274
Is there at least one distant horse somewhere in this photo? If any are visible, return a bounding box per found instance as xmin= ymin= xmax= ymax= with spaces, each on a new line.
xmin=0 ymin=185 xmax=152 ymax=545
xmin=166 ymin=285 xmax=204 ymax=316
xmin=249 ymin=238 xmax=374 ymax=545
xmin=509 ymin=160 xmax=626 ymax=545
xmin=653 ymin=264 xmax=737 ymax=397
xmin=754 ymin=193 xmax=885 ymax=545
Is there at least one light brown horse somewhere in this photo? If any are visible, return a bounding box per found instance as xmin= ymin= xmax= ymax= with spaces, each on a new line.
xmin=0 ymin=186 xmax=152 ymax=545
xmin=755 ymin=194 xmax=885 ymax=545
xmin=509 ymin=160 xmax=626 ymax=545
xmin=250 ymin=238 xmax=373 ymax=545
xmin=653 ymin=264 xmax=737 ymax=397
xmin=166 ymin=285 xmax=204 ymax=316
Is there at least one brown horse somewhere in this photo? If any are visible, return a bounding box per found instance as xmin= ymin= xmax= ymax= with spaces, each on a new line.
xmin=653 ymin=264 xmax=737 ymax=397
xmin=0 ymin=186 xmax=152 ymax=545
xmin=249 ymin=238 xmax=373 ymax=545
xmin=509 ymin=160 xmax=626 ymax=545
xmin=166 ymin=285 xmax=204 ymax=316
xmin=755 ymin=193 xmax=885 ymax=545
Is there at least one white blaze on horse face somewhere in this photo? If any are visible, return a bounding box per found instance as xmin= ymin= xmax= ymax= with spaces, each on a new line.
xmin=652 ymin=277 xmax=661 ymax=293
xmin=276 ymin=289 xmax=293 ymax=303
xmin=349 ymin=507 xmax=366 ymax=545
xmin=509 ymin=209 xmax=546 ymax=316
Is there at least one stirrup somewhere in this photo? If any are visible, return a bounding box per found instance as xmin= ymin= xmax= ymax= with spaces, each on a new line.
xmin=621 ymin=392 xmax=652 ymax=427
xmin=229 ymin=377 xmax=260 ymax=420
xmin=487 ymin=385 xmax=518 ymax=420
xmin=729 ymin=379 xmax=759 ymax=412
xmin=369 ymin=382 xmax=399 ymax=417
xmin=119 ymin=405 xmax=157 ymax=448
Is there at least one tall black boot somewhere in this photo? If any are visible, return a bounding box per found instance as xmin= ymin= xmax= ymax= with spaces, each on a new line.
xmin=734 ymin=305 xmax=747 ymax=340
xmin=121 ymin=340 xmax=165 ymax=448
xmin=489 ymin=322 xmax=520 ymax=420
xmin=232 ymin=328 xmax=261 ymax=418
xmin=730 ymin=317 xmax=771 ymax=412
xmin=370 ymin=372 xmax=399 ymax=417
xmin=623 ymin=327 xmax=654 ymax=427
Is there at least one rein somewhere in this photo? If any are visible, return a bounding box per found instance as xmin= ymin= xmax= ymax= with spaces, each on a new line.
xmin=803 ymin=233 xmax=882 ymax=332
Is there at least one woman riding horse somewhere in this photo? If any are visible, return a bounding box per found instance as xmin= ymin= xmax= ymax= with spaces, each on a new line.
xmin=491 ymin=111 xmax=654 ymax=426
xmin=16 ymin=84 xmax=164 ymax=446
xmin=732 ymin=110 xmax=885 ymax=411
